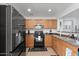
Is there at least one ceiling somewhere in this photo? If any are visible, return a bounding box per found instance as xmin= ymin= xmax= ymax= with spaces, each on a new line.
xmin=62 ymin=8 xmax=79 ymax=18
xmin=10 ymin=3 xmax=72 ymax=18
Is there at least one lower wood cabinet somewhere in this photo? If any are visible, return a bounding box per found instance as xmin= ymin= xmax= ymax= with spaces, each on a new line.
xmin=45 ymin=35 xmax=52 ymax=47
xmin=52 ymin=36 xmax=78 ymax=56
xmin=65 ymin=42 xmax=77 ymax=56
xmin=25 ymin=35 xmax=34 ymax=48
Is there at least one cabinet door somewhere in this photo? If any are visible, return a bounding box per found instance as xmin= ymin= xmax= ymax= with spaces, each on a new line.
xmin=45 ymin=35 xmax=52 ymax=47
xmin=52 ymin=36 xmax=66 ymax=56
xmin=59 ymin=40 xmax=65 ymax=56
xmin=44 ymin=20 xmax=57 ymax=29
xmin=54 ymin=37 xmax=57 ymax=51
xmin=56 ymin=39 xmax=60 ymax=55
xmin=52 ymin=36 xmax=55 ymax=50
xmin=52 ymin=36 xmax=55 ymax=49
xmin=55 ymin=38 xmax=59 ymax=54
xmin=26 ymin=35 xmax=34 ymax=48
xmin=26 ymin=20 xmax=36 ymax=28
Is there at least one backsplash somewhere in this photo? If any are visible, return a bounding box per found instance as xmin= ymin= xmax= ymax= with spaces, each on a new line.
xmin=26 ymin=29 xmax=57 ymax=34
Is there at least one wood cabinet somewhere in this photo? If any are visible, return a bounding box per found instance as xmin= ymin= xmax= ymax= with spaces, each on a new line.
xmin=25 ymin=35 xmax=34 ymax=48
xmin=45 ymin=35 xmax=52 ymax=47
xmin=47 ymin=19 xmax=57 ymax=29
xmin=64 ymin=42 xmax=77 ymax=56
xmin=52 ymin=36 xmax=64 ymax=55
xmin=25 ymin=19 xmax=57 ymax=29
xmin=52 ymin=36 xmax=78 ymax=56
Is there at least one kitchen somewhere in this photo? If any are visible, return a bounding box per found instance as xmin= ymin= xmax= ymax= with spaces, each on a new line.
xmin=0 ymin=3 xmax=79 ymax=56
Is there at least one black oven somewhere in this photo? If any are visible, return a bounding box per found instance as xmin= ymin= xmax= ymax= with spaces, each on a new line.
xmin=34 ymin=31 xmax=45 ymax=48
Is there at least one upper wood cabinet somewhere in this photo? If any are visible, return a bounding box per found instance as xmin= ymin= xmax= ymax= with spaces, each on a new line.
xmin=25 ymin=19 xmax=57 ymax=29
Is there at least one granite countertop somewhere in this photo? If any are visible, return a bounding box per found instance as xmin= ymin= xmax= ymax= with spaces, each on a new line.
xmin=53 ymin=35 xmax=79 ymax=47
xmin=26 ymin=32 xmax=79 ymax=47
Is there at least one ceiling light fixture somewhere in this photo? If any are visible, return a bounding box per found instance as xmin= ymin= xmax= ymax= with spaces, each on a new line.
xmin=48 ymin=9 xmax=52 ymax=12
xmin=27 ymin=8 xmax=31 ymax=12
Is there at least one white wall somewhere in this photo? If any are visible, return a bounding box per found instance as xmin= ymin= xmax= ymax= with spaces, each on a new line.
xmin=74 ymin=17 xmax=79 ymax=25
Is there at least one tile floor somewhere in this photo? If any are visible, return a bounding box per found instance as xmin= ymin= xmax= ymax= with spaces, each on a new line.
xmin=20 ymin=48 xmax=57 ymax=56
